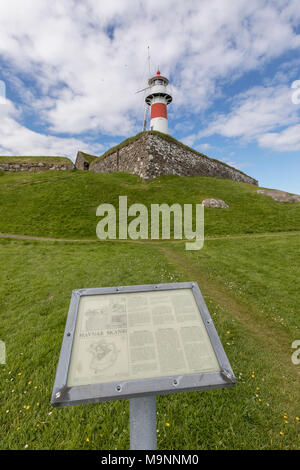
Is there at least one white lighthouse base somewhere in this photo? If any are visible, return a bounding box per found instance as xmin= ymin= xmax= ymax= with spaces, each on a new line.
xmin=150 ymin=117 xmax=168 ymax=134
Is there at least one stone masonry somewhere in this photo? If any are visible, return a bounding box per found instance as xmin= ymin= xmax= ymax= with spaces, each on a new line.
xmin=90 ymin=132 xmax=258 ymax=185
xmin=0 ymin=158 xmax=74 ymax=173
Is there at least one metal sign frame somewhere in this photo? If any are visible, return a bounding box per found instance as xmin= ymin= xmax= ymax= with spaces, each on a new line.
xmin=51 ymin=282 xmax=236 ymax=407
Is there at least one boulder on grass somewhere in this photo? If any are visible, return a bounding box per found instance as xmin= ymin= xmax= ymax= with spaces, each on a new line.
xmin=202 ymin=198 xmax=229 ymax=208
xmin=257 ymin=189 xmax=300 ymax=203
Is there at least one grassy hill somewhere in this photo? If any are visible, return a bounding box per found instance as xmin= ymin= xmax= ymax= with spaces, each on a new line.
xmin=0 ymin=170 xmax=299 ymax=239
xmin=0 ymin=170 xmax=299 ymax=450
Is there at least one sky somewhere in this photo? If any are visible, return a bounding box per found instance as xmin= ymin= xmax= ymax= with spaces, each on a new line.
xmin=0 ymin=0 xmax=300 ymax=193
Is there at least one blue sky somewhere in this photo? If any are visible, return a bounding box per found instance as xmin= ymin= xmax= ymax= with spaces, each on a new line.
xmin=0 ymin=0 xmax=300 ymax=193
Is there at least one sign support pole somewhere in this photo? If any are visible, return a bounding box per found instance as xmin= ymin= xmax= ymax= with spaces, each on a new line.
xmin=129 ymin=396 xmax=157 ymax=450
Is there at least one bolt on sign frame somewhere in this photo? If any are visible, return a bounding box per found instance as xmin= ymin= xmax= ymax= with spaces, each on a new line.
xmin=51 ymin=282 xmax=236 ymax=408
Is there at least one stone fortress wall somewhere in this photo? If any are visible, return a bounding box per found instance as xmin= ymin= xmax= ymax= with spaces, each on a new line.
xmin=0 ymin=158 xmax=74 ymax=173
xmin=89 ymin=132 xmax=258 ymax=185
xmin=0 ymin=132 xmax=258 ymax=186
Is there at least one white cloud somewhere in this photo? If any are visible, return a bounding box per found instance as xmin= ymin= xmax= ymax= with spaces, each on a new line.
xmin=0 ymin=101 xmax=100 ymax=159
xmin=258 ymin=124 xmax=300 ymax=151
xmin=199 ymin=83 xmax=300 ymax=150
xmin=0 ymin=0 xmax=299 ymax=156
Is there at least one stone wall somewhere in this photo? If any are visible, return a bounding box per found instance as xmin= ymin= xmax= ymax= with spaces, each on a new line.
xmin=0 ymin=159 xmax=74 ymax=173
xmin=91 ymin=133 xmax=258 ymax=185
xmin=91 ymin=134 xmax=149 ymax=178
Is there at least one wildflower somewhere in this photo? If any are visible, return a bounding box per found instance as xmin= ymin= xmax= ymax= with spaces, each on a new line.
xmin=226 ymin=331 xmax=230 ymax=335
xmin=258 ymin=399 xmax=262 ymax=402
xmin=285 ymin=421 xmax=288 ymax=424
xmin=86 ymin=438 xmax=90 ymax=443
xmin=283 ymin=415 xmax=288 ymax=419
xmin=26 ymin=406 xmax=30 ymax=410
xmin=261 ymin=378 xmax=265 ymax=382
xmin=28 ymin=381 xmax=32 ymax=385
xmin=36 ymin=403 xmax=40 ymax=407
xmin=279 ymin=431 xmax=284 ymax=436
xmin=296 ymin=417 xmax=299 ymax=421
xmin=17 ymin=373 xmax=22 ymax=376
xmin=24 ymin=444 xmax=28 ymax=449
xmin=6 ymin=410 xmax=9 ymax=414
xmin=256 ymin=387 xmax=260 ymax=391
xmin=165 ymin=422 xmax=170 ymax=427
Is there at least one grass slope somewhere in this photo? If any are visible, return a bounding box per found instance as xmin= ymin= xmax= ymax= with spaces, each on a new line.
xmin=0 ymin=171 xmax=299 ymax=239
xmin=0 ymin=171 xmax=299 ymax=450
xmin=0 ymin=237 xmax=299 ymax=450
xmin=0 ymin=156 xmax=72 ymax=165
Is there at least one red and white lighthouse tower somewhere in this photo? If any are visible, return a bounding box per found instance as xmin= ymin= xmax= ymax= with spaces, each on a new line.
xmin=145 ymin=70 xmax=172 ymax=134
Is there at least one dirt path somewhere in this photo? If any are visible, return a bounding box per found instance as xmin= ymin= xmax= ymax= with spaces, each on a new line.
xmin=0 ymin=230 xmax=299 ymax=244
xmin=155 ymin=243 xmax=300 ymax=379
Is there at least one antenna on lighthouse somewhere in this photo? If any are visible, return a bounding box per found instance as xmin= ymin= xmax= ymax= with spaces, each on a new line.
xmin=135 ymin=46 xmax=152 ymax=131
xmin=147 ymin=45 xmax=151 ymax=76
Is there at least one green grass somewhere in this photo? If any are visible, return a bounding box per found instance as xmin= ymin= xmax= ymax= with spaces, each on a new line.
xmin=0 ymin=171 xmax=299 ymax=239
xmin=0 ymin=156 xmax=72 ymax=165
xmin=0 ymin=237 xmax=299 ymax=450
xmin=0 ymin=171 xmax=299 ymax=449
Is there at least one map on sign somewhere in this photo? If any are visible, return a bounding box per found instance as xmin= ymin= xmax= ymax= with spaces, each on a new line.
xmin=67 ymin=289 xmax=220 ymax=387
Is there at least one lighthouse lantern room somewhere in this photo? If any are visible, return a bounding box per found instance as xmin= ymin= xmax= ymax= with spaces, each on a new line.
xmin=145 ymin=70 xmax=172 ymax=134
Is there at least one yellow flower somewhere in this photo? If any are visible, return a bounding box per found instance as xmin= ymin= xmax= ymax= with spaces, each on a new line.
xmin=226 ymin=331 xmax=230 ymax=334
xmin=85 ymin=437 xmax=90 ymax=443
xmin=34 ymin=386 xmax=38 ymax=390
xmin=283 ymin=415 xmax=288 ymax=419
xmin=258 ymin=399 xmax=262 ymax=402
xmin=36 ymin=402 xmax=40 ymax=407
xmin=296 ymin=417 xmax=299 ymax=421
xmin=28 ymin=381 xmax=32 ymax=385
xmin=26 ymin=405 xmax=30 ymax=410
xmin=18 ymin=373 xmax=22 ymax=376
xmin=261 ymin=378 xmax=265 ymax=382
xmin=36 ymin=424 xmax=40 ymax=427
xmin=256 ymin=387 xmax=260 ymax=391
xmin=285 ymin=421 xmax=288 ymax=424
xmin=165 ymin=422 xmax=170 ymax=427
xmin=279 ymin=431 xmax=284 ymax=436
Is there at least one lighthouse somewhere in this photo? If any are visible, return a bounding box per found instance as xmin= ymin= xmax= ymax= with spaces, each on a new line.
xmin=145 ymin=70 xmax=172 ymax=134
